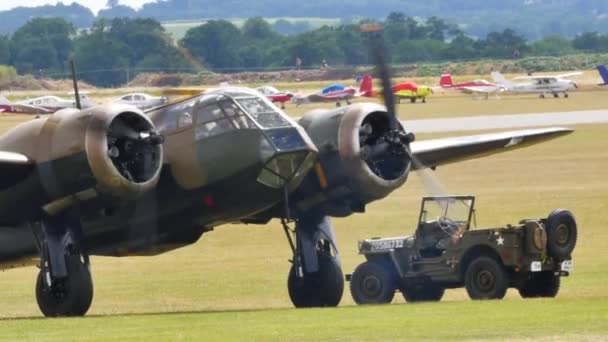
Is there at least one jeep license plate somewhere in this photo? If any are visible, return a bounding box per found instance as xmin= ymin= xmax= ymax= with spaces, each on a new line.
xmin=561 ymin=260 xmax=573 ymax=272
xmin=530 ymin=261 xmax=542 ymax=272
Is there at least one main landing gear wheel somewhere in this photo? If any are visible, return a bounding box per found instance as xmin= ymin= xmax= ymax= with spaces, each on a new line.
xmin=350 ymin=261 xmax=396 ymax=304
xmin=288 ymin=252 xmax=344 ymax=307
xmin=36 ymin=255 xmax=93 ymax=317
xmin=553 ymin=93 xmax=559 ymax=98
xmin=464 ymin=256 xmax=508 ymax=300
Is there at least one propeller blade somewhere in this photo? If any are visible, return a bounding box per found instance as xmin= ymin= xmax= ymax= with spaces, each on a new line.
xmin=411 ymin=156 xmax=448 ymax=197
xmin=363 ymin=24 xmax=398 ymax=130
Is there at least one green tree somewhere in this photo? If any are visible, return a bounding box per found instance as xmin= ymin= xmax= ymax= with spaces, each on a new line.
xmin=242 ymin=17 xmax=278 ymax=41
xmin=530 ymin=35 xmax=575 ymax=56
xmin=0 ymin=35 xmax=10 ymax=65
xmin=10 ymin=17 xmax=75 ymax=74
xmin=181 ymin=20 xmax=243 ymax=69
xmin=572 ymin=32 xmax=608 ymax=52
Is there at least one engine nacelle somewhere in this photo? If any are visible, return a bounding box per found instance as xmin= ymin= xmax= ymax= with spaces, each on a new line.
xmin=296 ymin=103 xmax=412 ymax=216
xmin=36 ymin=104 xmax=163 ymax=206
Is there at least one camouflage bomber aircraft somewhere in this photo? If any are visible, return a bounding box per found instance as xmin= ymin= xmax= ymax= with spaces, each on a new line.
xmin=0 ymin=35 xmax=573 ymax=317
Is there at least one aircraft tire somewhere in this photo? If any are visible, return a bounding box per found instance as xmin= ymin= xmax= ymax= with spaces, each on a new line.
xmin=36 ymin=255 xmax=93 ymax=317
xmin=518 ymin=271 xmax=560 ymax=298
xmin=464 ymin=256 xmax=508 ymax=300
xmin=350 ymin=261 xmax=396 ymax=305
xmin=288 ymin=252 xmax=343 ymax=307
xmin=545 ymin=209 xmax=577 ymax=260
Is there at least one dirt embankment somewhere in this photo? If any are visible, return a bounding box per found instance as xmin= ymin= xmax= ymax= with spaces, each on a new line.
xmin=0 ymin=75 xmax=95 ymax=92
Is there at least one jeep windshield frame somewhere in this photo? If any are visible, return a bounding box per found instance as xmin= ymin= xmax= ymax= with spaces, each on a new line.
xmin=418 ymin=195 xmax=475 ymax=231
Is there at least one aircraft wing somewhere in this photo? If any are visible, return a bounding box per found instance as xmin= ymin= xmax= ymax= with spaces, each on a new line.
xmin=514 ymin=72 xmax=581 ymax=81
xmin=0 ymin=151 xmax=34 ymax=188
xmin=458 ymin=86 xmax=495 ymax=94
xmin=409 ymin=127 xmax=572 ymax=169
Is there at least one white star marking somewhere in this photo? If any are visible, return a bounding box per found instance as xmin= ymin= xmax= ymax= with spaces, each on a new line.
xmin=496 ymin=236 xmax=505 ymax=246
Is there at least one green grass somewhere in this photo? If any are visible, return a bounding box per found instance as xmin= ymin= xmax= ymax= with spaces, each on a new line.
xmin=2 ymin=299 xmax=607 ymax=341
xmin=0 ymin=87 xmax=607 ymax=340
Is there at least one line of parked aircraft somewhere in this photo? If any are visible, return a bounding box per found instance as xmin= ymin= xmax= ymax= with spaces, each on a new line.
xmin=1 ymin=66 xmax=606 ymax=115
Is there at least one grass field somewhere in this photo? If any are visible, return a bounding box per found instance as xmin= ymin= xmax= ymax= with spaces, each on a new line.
xmin=0 ymin=90 xmax=607 ymax=340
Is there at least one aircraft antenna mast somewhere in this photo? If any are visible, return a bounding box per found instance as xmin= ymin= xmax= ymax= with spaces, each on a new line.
xmin=70 ymin=60 xmax=82 ymax=110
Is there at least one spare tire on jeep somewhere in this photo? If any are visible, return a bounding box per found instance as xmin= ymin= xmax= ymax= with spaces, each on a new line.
xmin=545 ymin=209 xmax=577 ymax=260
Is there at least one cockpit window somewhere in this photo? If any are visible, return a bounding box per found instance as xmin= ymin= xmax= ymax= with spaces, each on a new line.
xmin=194 ymin=100 xmax=255 ymax=139
xmin=235 ymin=97 xmax=291 ymax=129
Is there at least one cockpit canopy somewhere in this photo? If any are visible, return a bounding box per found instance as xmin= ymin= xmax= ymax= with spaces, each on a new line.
xmin=150 ymin=87 xmax=295 ymax=133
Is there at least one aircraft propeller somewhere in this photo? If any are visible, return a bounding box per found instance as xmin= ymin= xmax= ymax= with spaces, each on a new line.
xmin=361 ymin=24 xmax=448 ymax=197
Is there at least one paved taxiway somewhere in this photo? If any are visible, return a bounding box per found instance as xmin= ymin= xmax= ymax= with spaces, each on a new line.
xmin=404 ymin=109 xmax=608 ymax=133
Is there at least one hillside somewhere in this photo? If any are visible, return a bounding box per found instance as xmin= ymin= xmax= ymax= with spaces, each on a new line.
xmin=1 ymin=0 xmax=607 ymax=39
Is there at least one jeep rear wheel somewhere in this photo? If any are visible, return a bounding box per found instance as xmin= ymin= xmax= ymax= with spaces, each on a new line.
xmin=518 ymin=271 xmax=560 ymax=298
xmin=465 ymin=257 xmax=508 ymax=300
xmin=350 ymin=262 xmax=396 ymax=305
xmin=546 ymin=209 xmax=577 ymax=260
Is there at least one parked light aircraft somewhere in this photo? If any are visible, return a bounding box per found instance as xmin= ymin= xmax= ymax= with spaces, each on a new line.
xmin=292 ymin=81 xmax=365 ymax=107
xmin=17 ymin=93 xmax=93 ymax=111
xmin=360 ymin=75 xmax=432 ymax=103
xmin=0 ymin=30 xmax=573 ymax=317
xmin=439 ymin=73 xmax=503 ymax=98
xmin=0 ymin=94 xmax=53 ymax=114
xmin=597 ymin=65 xmax=608 ymax=86
xmin=114 ymin=93 xmax=168 ymax=110
xmin=256 ymin=86 xmax=294 ymax=109
xmin=491 ymin=71 xmax=581 ymax=98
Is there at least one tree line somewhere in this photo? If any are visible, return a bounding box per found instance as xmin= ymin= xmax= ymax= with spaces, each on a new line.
xmin=1 ymin=13 xmax=608 ymax=87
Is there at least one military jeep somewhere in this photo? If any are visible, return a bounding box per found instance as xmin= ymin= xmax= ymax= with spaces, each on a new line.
xmin=347 ymin=195 xmax=577 ymax=304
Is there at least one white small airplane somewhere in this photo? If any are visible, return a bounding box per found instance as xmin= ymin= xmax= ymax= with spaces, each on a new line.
xmin=491 ymin=71 xmax=581 ymax=98
xmin=0 ymin=94 xmax=53 ymax=114
xmin=18 ymin=93 xmax=93 ymax=111
xmin=114 ymin=93 xmax=168 ymax=110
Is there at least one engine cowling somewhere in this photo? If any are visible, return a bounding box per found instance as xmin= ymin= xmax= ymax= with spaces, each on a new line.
xmin=296 ymin=103 xmax=412 ymax=217
xmin=36 ymin=104 xmax=163 ymax=207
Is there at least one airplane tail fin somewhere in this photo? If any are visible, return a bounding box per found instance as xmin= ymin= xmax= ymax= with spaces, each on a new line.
xmin=597 ymin=65 xmax=608 ymax=85
xmin=359 ymin=74 xmax=373 ymax=96
xmin=439 ymin=74 xmax=453 ymax=87
xmin=491 ymin=71 xmax=514 ymax=89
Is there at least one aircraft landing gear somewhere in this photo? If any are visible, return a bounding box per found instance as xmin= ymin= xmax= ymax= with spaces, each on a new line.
xmin=282 ymin=214 xmax=344 ymax=307
xmin=36 ymin=254 xmax=93 ymax=317
xmin=335 ymin=102 xmax=341 ymax=107
xmin=553 ymin=93 xmax=559 ymax=98
xmin=31 ymin=215 xmax=94 ymax=317
xmin=564 ymin=93 xmax=569 ymax=98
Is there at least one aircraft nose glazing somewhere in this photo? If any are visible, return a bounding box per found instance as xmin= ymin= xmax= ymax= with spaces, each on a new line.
xmin=257 ymin=128 xmax=318 ymax=190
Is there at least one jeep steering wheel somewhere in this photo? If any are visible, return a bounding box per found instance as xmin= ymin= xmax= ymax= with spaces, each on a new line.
xmin=437 ymin=216 xmax=461 ymax=238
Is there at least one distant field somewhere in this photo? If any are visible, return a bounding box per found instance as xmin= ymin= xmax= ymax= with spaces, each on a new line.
xmin=163 ymin=17 xmax=340 ymax=40
xmin=0 ymin=86 xmax=606 ymax=340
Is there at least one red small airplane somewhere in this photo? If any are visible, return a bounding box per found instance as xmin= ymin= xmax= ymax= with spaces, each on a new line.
xmin=292 ymin=79 xmax=372 ymax=107
xmin=256 ymin=86 xmax=294 ymax=109
xmin=439 ymin=73 xmax=503 ymax=96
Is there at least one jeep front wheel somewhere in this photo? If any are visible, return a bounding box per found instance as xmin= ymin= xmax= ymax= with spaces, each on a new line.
xmin=465 ymin=257 xmax=508 ymax=300
xmin=350 ymin=262 xmax=396 ymax=304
